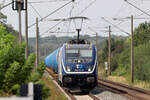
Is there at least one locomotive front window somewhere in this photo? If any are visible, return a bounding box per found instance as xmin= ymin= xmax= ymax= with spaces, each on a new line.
xmin=66 ymin=49 xmax=79 ymax=58
xmin=66 ymin=49 xmax=92 ymax=58
xmin=80 ymin=50 xmax=92 ymax=58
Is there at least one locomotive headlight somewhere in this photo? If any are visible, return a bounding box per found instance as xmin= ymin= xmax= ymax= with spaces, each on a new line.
xmin=88 ymin=66 xmax=93 ymax=72
xmin=66 ymin=66 xmax=71 ymax=72
xmin=78 ymin=60 xmax=81 ymax=63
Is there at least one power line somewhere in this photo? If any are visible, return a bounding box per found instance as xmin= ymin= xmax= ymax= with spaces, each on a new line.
xmin=0 ymin=2 xmax=12 ymax=10
xmin=125 ymin=0 xmax=150 ymax=17
xmin=28 ymin=0 xmax=73 ymax=29
xmin=49 ymin=31 xmax=75 ymax=33
xmin=77 ymin=0 xmax=96 ymax=15
xmin=40 ymin=21 xmax=63 ymax=36
xmin=67 ymin=3 xmax=74 ymax=34
xmin=113 ymin=1 xmax=125 ymax=17
xmin=102 ymin=17 xmax=130 ymax=35
xmin=42 ymin=18 xmax=68 ymax=21
xmin=40 ymin=18 xmax=70 ymax=37
xmin=114 ymin=17 xmax=150 ymax=20
xmin=38 ymin=0 xmax=94 ymax=37
xmin=29 ymin=3 xmax=42 ymax=19
xmin=28 ymin=0 xmax=69 ymax=4
xmin=136 ymin=9 xmax=150 ymax=17
xmin=88 ymin=27 xmax=125 ymax=33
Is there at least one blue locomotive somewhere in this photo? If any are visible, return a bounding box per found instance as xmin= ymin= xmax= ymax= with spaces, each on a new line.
xmin=45 ymin=39 xmax=98 ymax=90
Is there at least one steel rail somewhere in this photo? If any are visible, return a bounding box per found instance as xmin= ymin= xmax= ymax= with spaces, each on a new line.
xmin=45 ymin=67 xmax=99 ymax=100
xmin=98 ymin=78 xmax=150 ymax=100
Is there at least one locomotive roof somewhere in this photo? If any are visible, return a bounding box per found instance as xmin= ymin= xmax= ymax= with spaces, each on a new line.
xmin=67 ymin=39 xmax=90 ymax=44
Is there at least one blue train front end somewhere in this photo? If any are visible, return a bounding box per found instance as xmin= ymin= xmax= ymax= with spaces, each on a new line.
xmin=58 ymin=44 xmax=98 ymax=90
xmin=45 ymin=41 xmax=98 ymax=90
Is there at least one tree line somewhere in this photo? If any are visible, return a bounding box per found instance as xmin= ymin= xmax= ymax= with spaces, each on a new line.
xmin=99 ymin=21 xmax=150 ymax=82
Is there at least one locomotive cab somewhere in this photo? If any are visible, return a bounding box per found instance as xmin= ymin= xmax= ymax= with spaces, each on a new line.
xmin=45 ymin=39 xmax=98 ymax=91
xmin=59 ymin=39 xmax=98 ymax=90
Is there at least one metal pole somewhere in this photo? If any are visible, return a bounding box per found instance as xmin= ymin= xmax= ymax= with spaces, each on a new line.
xmin=77 ymin=29 xmax=80 ymax=44
xmin=108 ymin=26 xmax=111 ymax=75
xmin=131 ymin=15 xmax=134 ymax=83
xmin=78 ymin=30 xmax=79 ymax=44
xmin=36 ymin=17 xmax=39 ymax=70
xmin=25 ymin=0 xmax=28 ymax=59
xmin=45 ymin=47 xmax=47 ymax=56
xmin=18 ymin=4 xmax=22 ymax=43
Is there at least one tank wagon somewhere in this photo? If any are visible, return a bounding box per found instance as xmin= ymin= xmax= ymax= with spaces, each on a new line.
xmin=45 ymin=39 xmax=98 ymax=91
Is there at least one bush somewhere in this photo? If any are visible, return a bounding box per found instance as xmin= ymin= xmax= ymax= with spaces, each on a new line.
xmin=29 ymin=72 xmax=41 ymax=82
xmin=37 ymin=61 xmax=46 ymax=77
xmin=111 ymin=54 xmax=119 ymax=71
xmin=134 ymin=43 xmax=150 ymax=81
xmin=42 ymin=85 xmax=50 ymax=100
xmin=21 ymin=53 xmax=36 ymax=83
xmin=3 ymin=61 xmax=21 ymax=91
xmin=115 ymin=41 xmax=150 ymax=81
xmin=9 ymin=84 xmax=20 ymax=96
xmin=0 ymin=24 xmax=49 ymax=98
xmin=0 ymin=34 xmax=14 ymax=88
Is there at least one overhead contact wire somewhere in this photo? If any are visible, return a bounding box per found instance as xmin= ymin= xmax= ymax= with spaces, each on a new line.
xmin=102 ymin=17 xmax=130 ymax=35
xmin=28 ymin=0 xmax=73 ymax=29
xmin=40 ymin=21 xmax=63 ymax=36
xmin=0 ymin=2 xmax=13 ymax=10
xmin=78 ymin=0 xmax=96 ymax=15
xmin=125 ymin=0 xmax=150 ymax=17
xmin=67 ymin=3 xmax=74 ymax=35
xmin=29 ymin=0 xmax=69 ymax=4
xmin=29 ymin=3 xmax=42 ymax=19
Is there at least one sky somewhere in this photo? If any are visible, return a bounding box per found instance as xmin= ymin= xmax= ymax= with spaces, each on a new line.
xmin=1 ymin=0 xmax=150 ymax=37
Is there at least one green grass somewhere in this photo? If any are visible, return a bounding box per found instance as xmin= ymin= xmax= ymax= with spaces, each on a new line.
xmin=98 ymin=66 xmax=107 ymax=79
xmin=98 ymin=65 xmax=150 ymax=90
xmin=41 ymin=75 xmax=68 ymax=100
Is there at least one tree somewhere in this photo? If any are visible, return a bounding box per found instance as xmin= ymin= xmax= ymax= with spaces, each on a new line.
xmin=0 ymin=24 xmax=14 ymax=88
xmin=4 ymin=62 xmax=21 ymax=91
xmin=134 ymin=22 xmax=150 ymax=46
xmin=98 ymin=38 xmax=125 ymax=70
xmin=0 ymin=24 xmax=35 ymax=92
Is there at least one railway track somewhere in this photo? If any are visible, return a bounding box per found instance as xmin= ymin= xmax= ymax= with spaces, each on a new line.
xmin=98 ymin=78 xmax=150 ymax=100
xmin=45 ymin=67 xmax=150 ymax=100
xmin=45 ymin=67 xmax=99 ymax=100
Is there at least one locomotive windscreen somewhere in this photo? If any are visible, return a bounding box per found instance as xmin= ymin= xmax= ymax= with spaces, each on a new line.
xmin=80 ymin=50 xmax=92 ymax=57
xmin=66 ymin=49 xmax=92 ymax=58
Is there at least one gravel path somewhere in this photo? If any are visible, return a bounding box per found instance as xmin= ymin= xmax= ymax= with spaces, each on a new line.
xmin=90 ymin=87 xmax=130 ymax=100
xmin=70 ymin=90 xmax=94 ymax=100
xmin=74 ymin=95 xmax=93 ymax=100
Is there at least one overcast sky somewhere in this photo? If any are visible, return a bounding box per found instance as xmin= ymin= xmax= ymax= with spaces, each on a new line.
xmin=1 ymin=0 xmax=150 ymax=37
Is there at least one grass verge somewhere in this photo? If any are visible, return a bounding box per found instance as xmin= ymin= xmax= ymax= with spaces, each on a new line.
xmin=98 ymin=66 xmax=150 ymax=90
xmin=41 ymin=75 xmax=68 ymax=100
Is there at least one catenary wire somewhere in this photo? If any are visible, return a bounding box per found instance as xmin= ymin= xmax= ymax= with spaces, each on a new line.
xmin=77 ymin=0 xmax=96 ymax=15
xmin=28 ymin=0 xmax=73 ymax=29
xmin=29 ymin=0 xmax=69 ymax=4
xmin=0 ymin=2 xmax=12 ymax=10
xmin=29 ymin=3 xmax=42 ymax=19
xmin=102 ymin=17 xmax=130 ymax=35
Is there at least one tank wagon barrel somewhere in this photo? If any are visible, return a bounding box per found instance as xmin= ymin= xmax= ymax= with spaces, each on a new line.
xmin=44 ymin=48 xmax=60 ymax=73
